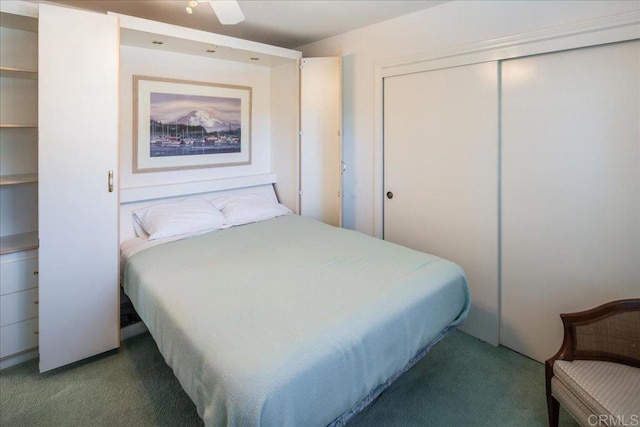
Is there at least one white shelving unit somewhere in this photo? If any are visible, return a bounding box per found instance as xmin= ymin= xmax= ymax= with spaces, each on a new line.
xmin=0 ymin=1 xmax=40 ymax=369
xmin=0 ymin=6 xmax=38 ymax=251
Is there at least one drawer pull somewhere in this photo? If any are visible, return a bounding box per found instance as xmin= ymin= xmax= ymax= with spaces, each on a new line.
xmin=34 ymin=300 xmax=39 ymax=305
xmin=33 ymin=271 xmax=39 ymax=275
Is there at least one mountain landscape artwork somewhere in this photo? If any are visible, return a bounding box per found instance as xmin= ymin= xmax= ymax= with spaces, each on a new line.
xmin=149 ymin=92 xmax=242 ymax=158
xmin=133 ymin=76 xmax=251 ymax=173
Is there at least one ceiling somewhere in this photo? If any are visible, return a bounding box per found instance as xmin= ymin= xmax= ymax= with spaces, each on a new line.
xmin=43 ymin=1 xmax=446 ymax=49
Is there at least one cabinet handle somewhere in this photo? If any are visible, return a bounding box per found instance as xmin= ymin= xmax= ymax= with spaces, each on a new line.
xmin=34 ymin=300 xmax=39 ymax=305
xmin=34 ymin=330 xmax=39 ymax=335
xmin=33 ymin=271 xmax=39 ymax=275
xmin=108 ymin=170 xmax=114 ymax=193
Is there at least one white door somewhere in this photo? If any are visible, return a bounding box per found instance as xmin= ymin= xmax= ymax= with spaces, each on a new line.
xmin=501 ymin=41 xmax=640 ymax=362
xmin=300 ymin=57 xmax=342 ymax=226
xmin=38 ymin=4 xmax=119 ymax=372
xmin=383 ymin=62 xmax=500 ymax=345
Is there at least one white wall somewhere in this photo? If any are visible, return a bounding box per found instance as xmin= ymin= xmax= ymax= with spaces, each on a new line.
xmin=270 ymin=61 xmax=300 ymax=212
xmin=298 ymin=0 xmax=639 ymax=235
xmin=119 ymin=45 xmax=272 ymax=191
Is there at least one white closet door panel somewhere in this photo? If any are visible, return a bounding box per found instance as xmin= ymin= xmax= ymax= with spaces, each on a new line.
xmin=384 ymin=62 xmax=499 ymax=345
xmin=501 ymin=41 xmax=640 ymax=363
xmin=300 ymin=57 xmax=342 ymax=226
xmin=38 ymin=4 xmax=119 ymax=372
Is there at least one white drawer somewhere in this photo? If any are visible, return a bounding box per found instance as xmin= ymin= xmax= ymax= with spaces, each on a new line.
xmin=0 ymin=317 xmax=38 ymax=359
xmin=0 ymin=254 xmax=38 ymax=295
xmin=0 ymin=288 xmax=38 ymax=326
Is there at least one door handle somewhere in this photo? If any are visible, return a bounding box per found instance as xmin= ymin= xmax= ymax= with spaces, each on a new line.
xmin=108 ymin=170 xmax=114 ymax=193
xmin=386 ymin=191 xmax=394 ymax=199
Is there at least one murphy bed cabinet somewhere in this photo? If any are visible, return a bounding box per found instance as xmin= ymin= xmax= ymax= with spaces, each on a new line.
xmin=0 ymin=1 xmax=338 ymax=372
xmin=0 ymin=2 xmax=40 ymax=369
xmin=38 ymin=4 xmax=120 ymax=372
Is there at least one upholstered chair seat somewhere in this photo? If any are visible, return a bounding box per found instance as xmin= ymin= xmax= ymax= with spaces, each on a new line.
xmin=551 ymin=359 xmax=640 ymax=426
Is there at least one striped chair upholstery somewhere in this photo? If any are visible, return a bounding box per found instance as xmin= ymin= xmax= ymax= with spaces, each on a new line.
xmin=552 ymin=360 xmax=640 ymax=426
xmin=545 ymin=299 xmax=640 ymax=427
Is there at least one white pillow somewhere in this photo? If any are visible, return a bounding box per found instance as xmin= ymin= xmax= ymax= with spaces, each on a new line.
xmin=132 ymin=216 xmax=150 ymax=239
xmin=211 ymin=194 xmax=292 ymax=226
xmin=132 ymin=198 xmax=229 ymax=240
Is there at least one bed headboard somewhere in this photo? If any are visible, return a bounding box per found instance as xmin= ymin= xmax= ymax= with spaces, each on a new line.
xmin=119 ymin=174 xmax=279 ymax=243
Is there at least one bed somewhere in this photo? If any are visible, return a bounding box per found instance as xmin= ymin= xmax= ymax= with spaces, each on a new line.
xmin=120 ymin=185 xmax=470 ymax=426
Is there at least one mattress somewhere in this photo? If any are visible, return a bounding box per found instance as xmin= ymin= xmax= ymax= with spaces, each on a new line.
xmin=122 ymin=214 xmax=470 ymax=426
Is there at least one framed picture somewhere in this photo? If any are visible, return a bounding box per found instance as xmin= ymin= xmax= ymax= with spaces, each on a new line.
xmin=133 ymin=75 xmax=252 ymax=173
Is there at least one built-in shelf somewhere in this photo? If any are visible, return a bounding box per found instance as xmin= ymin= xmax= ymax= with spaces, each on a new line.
xmin=0 ymin=4 xmax=38 ymax=31
xmin=0 ymin=173 xmax=38 ymax=186
xmin=0 ymin=1 xmax=39 ymax=369
xmin=0 ymin=67 xmax=38 ymax=79
xmin=0 ymin=231 xmax=38 ymax=255
xmin=0 ymin=124 xmax=37 ymax=128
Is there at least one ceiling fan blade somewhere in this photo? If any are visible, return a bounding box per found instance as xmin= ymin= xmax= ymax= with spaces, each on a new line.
xmin=208 ymin=0 xmax=245 ymax=25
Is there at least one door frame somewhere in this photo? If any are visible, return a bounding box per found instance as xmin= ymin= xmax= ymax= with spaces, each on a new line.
xmin=373 ymin=11 xmax=639 ymax=239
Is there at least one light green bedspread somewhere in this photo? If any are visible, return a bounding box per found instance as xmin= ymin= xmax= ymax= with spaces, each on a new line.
xmin=123 ymin=214 xmax=470 ymax=426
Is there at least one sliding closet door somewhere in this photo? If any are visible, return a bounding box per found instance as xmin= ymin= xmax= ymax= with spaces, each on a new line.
xmin=384 ymin=62 xmax=499 ymax=345
xmin=300 ymin=57 xmax=342 ymax=226
xmin=39 ymin=4 xmax=119 ymax=372
xmin=501 ymin=41 xmax=640 ymax=362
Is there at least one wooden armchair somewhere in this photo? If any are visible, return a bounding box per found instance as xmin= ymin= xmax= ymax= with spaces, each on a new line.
xmin=545 ymin=299 xmax=640 ymax=427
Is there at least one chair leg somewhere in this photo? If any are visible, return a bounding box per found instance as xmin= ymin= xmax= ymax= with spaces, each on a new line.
xmin=547 ymin=394 xmax=560 ymax=427
xmin=545 ymin=360 xmax=560 ymax=427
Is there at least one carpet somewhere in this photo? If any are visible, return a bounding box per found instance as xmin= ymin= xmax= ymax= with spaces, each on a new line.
xmin=0 ymin=330 xmax=579 ymax=426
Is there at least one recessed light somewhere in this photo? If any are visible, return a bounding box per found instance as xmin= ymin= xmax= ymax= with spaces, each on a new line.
xmin=152 ymin=40 xmax=164 ymax=45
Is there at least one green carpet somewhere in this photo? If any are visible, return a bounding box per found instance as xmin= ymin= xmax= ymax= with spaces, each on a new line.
xmin=0 ymin=330 xmax=579 ymax=426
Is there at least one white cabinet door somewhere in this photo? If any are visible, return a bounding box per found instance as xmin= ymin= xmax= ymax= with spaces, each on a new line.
xmin=383 ymin=62 xmax=500 ymax=345
xmin=300 ymin=57 xmax=342 ymax=226
xmin=38 ymin=4 xmax=119 ymax=372
xmin=501 ymin=41 xmax=640 ymax=362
